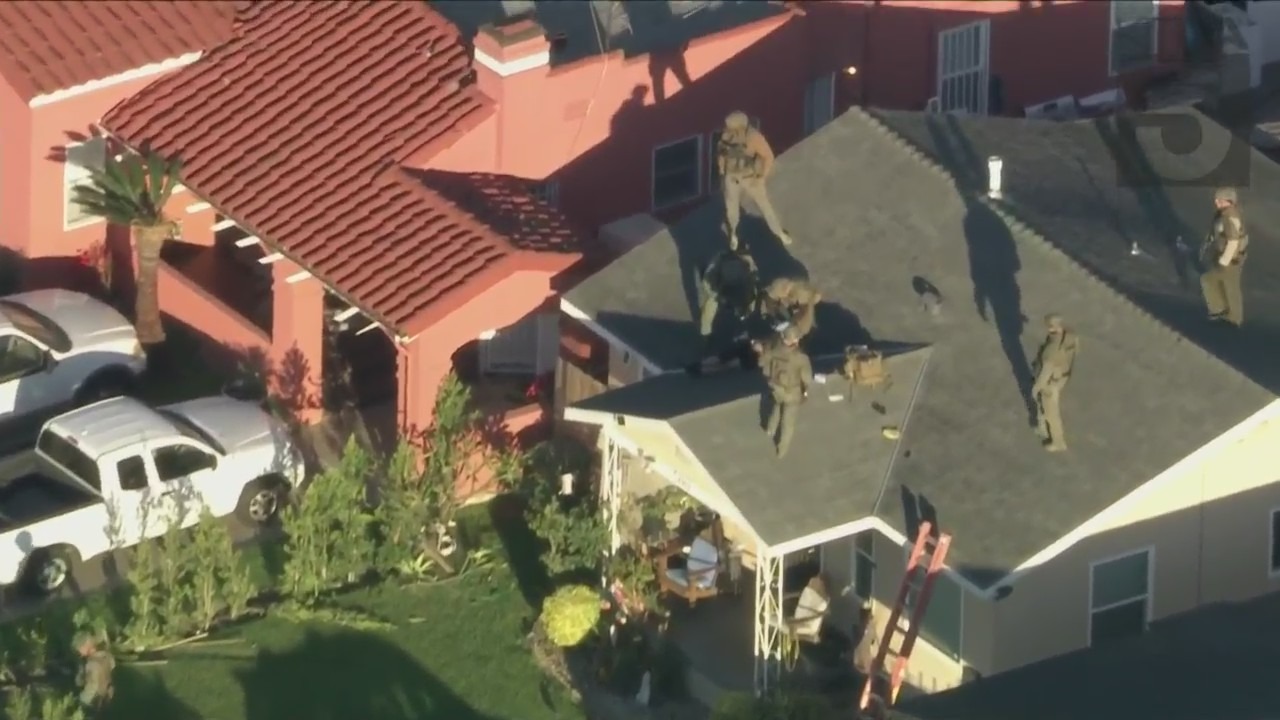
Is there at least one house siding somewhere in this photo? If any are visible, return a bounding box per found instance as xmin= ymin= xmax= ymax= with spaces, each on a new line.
xmin=991 ymin=401 xmax=1280 ymax=675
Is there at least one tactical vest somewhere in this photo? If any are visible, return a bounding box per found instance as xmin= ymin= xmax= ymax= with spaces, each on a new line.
xmin=765 ymin=348 xmax=798 ymax=389
xmin=1210 ymin=207 xmax=1249 ymax=265
xmin=721 ymin=133 xmax=755 ymax=176
xmin=843 ymin=346 xmax=886 ymax=387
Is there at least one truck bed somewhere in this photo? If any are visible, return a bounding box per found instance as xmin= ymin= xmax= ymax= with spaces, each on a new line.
xmin=0 ymin=451 xmax=98 ymax=532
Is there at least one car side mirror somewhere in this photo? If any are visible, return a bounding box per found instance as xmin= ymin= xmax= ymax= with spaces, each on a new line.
xmin=42 ymin=351 xmax=57 ymax=372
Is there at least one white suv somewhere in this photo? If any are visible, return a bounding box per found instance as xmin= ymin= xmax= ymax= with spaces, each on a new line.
xmin=0 ymin=290 xmax=146 ymax=433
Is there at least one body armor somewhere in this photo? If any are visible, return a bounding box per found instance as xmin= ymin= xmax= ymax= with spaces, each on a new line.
xmin=719 ymin=132 xmax=758 ymax=177
xmin=1204 ymin=206 xmax=1248 ymax=266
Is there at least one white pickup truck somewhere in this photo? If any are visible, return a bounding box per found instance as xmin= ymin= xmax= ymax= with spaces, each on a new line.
xmin=0 ymin=289 xmax=147 ymax=444
xmin=0 ymin=395 xmax=306 ymax=596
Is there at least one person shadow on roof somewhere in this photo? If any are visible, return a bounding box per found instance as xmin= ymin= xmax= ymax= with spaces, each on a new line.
xmin=923 ymin=116 xmax=1036 ymax=422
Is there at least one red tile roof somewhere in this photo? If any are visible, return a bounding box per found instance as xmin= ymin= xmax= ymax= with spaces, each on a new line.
xmin=102 ymin=1 xmax=582 ymax=334
xmin=0 ymin=1 xmax=238 ymax=101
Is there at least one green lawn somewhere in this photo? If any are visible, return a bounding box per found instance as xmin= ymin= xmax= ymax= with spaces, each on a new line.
xmin=100 ymin=569 xmax=583 ymax=720
xmin=44 ymin=506 xmax=584 ymax=720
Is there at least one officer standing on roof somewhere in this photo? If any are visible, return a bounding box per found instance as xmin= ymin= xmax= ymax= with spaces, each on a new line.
xmin=75 ymin=632 xmax=115 ymax=713
xmin=1200 ymin=186 xmax=1248 ymax=327
xmin=753 ymin=325 xmax=812 ymax=458
xmin=762 ymin=277 xmax=821 ymax=339
xmin=1032 ymin=314 xmax=1078 ymax=453
xmin=699 ymin=245 xmax=759 ymax=349
xmin=717 ymin=111 xmax=792 ymax=249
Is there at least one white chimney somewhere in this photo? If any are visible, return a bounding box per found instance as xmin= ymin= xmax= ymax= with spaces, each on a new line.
xmin=987 ymin=156 xmax=1003 ymax=199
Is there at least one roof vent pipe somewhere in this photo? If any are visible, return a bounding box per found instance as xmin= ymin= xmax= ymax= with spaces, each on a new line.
xmin=987 ymin=156 xmax=1003 ymax=199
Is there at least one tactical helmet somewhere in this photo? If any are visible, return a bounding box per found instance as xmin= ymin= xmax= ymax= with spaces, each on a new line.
xmin=1045 ymin=313 xmax=1063 ymax=329
xmin=781 ymin=325 xmax=802 ymax=344
xmin=724 ymin=111 xmax=750 ymax=130
xmin=1214 ymin=187 xmax=1238 ymax=204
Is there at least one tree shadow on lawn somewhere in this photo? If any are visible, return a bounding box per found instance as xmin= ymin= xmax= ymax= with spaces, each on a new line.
xmin=101 ymin=669 xmax=204 ymax=720
xmin=236 ymin=629 xmax=505 ymax=720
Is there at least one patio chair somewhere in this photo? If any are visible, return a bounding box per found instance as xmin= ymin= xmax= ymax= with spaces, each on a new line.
xmin=780 ymin=575 xmax=831 ymax=669
xmin=655 ymin=536 xmax=721 ymax=605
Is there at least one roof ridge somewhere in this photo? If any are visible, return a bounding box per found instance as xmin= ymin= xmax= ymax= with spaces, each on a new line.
xmin=846 ymin=106 xmax=1256 ymax=382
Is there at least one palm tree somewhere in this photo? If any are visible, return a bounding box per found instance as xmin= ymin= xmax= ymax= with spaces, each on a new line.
xmin=71 ymin=149 xmax=183 ymax=345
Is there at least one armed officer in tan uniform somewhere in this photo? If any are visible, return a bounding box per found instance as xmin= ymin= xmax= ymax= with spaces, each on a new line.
xmin=762 ymin=277 xmax=820 ymax=340
xmin=1200 ymin=187 xmax=1249 ymax=327
xmin=1032 ymin=314 xmax=1078 ymax=453
xmin=753 ymin=326 xmax=812 ymax=458
xmin=716 ymin=111 xmax=792 ymax=249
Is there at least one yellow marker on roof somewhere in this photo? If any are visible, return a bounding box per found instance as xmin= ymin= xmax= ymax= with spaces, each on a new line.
xmin=881 ymin=426 xmax=901 ymax=440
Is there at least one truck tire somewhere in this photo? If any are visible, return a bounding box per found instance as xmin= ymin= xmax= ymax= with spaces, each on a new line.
xmin=22 ymin=547 xmax=79 ymax=597
xmin=236 ymin=477 xmax=287 ymax=525
xmin=74 ymin=367 xmax=137 ymax=406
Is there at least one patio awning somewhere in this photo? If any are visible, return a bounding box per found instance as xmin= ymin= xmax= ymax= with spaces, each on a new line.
xmin=568 ymin=346 xmax=932 ymax=553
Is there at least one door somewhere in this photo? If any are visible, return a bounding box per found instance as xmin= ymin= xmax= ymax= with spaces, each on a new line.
xmin=937 ymin=20 xmax=991 ymax=114
xmin=110 ymin=454 xmax=165 ymax=545
xmin=803 ymin=73 xmax=836 ymax=136
xmin=0 ymin=333 xmax=55 ymax=420
xmin=149 ymin=442 xmax=219 ymax=530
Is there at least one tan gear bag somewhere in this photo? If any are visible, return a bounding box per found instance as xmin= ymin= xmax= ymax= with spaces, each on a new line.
xmin=843 ymin=345 xmax=887 ymax=387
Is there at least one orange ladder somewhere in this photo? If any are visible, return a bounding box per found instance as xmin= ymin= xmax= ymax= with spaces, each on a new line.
xmin=857 ymin=521 xmax=953 ymax=718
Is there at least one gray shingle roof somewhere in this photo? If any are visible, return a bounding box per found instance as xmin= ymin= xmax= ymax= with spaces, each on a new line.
xmin=577 ymin=351 xmax=931 ymax=548
xmin=566 ymin=107 xmax=1274 ymax=589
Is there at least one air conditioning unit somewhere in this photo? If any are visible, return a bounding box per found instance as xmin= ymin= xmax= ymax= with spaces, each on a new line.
xmin=925 ymin=97 xmax=941 ymax=113
xmin=1024 ymin=95 xmax=1080 ymax=121
xmin=1077 ymin=88 xmax=1127 ymax=116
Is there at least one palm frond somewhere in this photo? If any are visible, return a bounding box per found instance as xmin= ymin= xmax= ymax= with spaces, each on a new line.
xmin=75 ymin=148 xmax=185 ymax=228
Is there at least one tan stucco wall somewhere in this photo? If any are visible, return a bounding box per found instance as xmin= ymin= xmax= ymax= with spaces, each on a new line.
xmin=990 ymin=404 xmax=1280 ymax=674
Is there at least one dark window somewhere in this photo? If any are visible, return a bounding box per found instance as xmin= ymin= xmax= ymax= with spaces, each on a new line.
xmin=0 ymin=335 xmax=46 ymax=383
xmin=117 ymin=456 xmax=149 ymax=491
xmin=0 ymin=300 xmax=71 ymax=352
xmin=853 ymin=532 xmax=874 ymax=600
xmin=652 ymin=137 xmax=702 ymax=209
xmin=1110 ymin=0 xmax=1158 ymax=75
xmin=37 ymin=431 xmax=100 ymax=492
xmin=1089 ymin=549 xmax=1150 ymax=646
xmin=152 ymin=445 xmax=217 ymax=482
xmin=909 ymin=571 xmax=963 ymax=659
xmin=1270 ymin=509 xmax=1280 ymax=573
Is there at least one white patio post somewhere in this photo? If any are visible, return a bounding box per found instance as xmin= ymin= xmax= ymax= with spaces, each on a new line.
xmin=600 ymin=431 xmax=624 ymax=588
xmin=753 ymin=545 xmax=784 ymax=696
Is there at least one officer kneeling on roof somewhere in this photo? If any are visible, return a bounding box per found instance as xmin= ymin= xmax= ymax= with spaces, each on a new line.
xmin=699 ymin=245 xmax=760 ymax=353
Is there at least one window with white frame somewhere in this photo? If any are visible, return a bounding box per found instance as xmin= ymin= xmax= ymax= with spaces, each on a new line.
xmin=803 ymin=73 xmax=836 ymax=136
xmin=852 ymin=530 xmax=874 ymax=600
xmin=530 ymin=179 xmax=561 ymax=209
xmin=651 ymin=136 xmax=702 ymax=210
xmin=1089 ymin=548 xmax=1151 ymax=646
xmin=936 ymin=20 xmax=990 ymax=115
xmin=707 ymin=116 xmax=761 ymax=192
xmin=1110 ymin=1 xmax=1159 ymax=76
xmin=1269 ymin=509 xmax=1280 ymax=574
xmin=64 ymin=137 xmax=107 ymax=228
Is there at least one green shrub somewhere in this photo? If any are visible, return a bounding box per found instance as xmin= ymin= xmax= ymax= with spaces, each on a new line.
xmin=541 ymin=584 xmax=603 ymax=648
xmin=281 ymin=436 xmax=377 ymax=604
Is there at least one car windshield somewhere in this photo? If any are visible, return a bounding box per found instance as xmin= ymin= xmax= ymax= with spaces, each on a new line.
xmin=157 ymin=409 xmax=227 ymax=455
xmin=0 ymin=300 xmax=70 ymax=352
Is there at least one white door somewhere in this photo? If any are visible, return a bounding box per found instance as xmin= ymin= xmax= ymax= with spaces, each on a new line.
xmin=0 ymin=333 xmax=56 ymax=419
xmin=148 ymin=442 xmax=218 ymax=530
xmin=107 ymin=454 xmax=165 ymax=545
xmin=937 ymin=20 xmax=991 ymax=114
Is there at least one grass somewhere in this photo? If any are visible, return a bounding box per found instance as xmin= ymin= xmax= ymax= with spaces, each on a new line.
xmin=14 ymin=507 xmax=585 ymax=720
